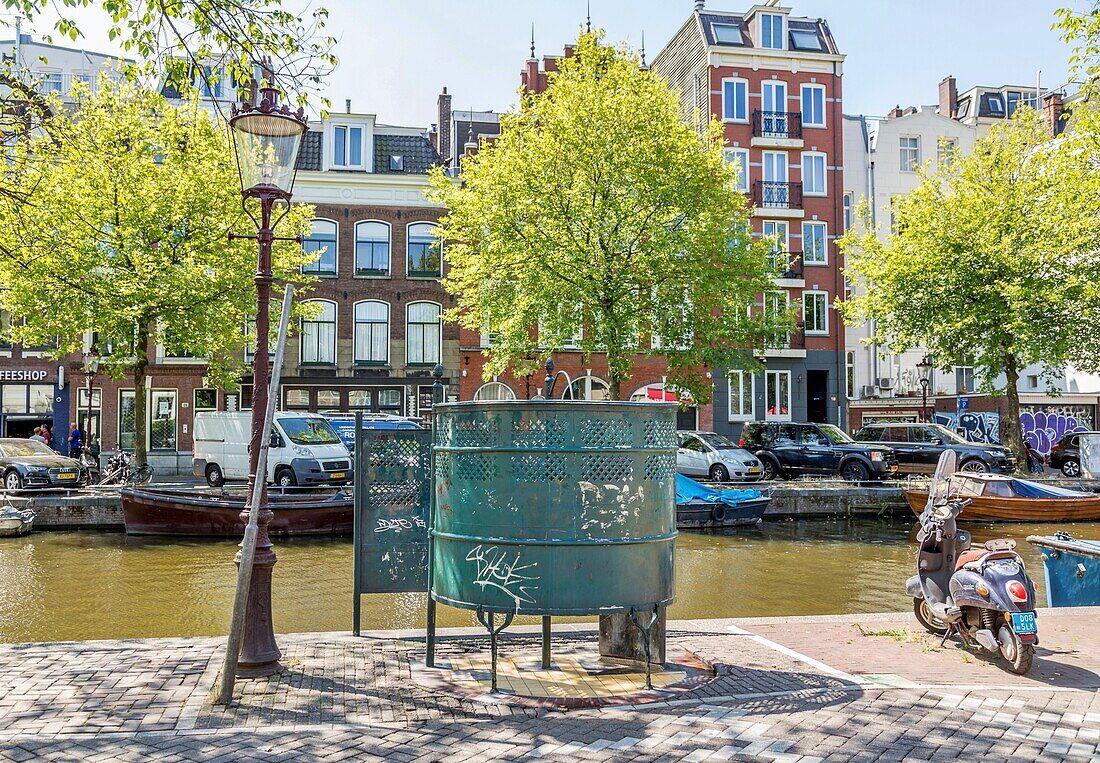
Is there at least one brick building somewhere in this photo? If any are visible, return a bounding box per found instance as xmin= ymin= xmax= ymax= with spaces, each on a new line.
xmin=652 ymin=1 xmax=847 ymax=438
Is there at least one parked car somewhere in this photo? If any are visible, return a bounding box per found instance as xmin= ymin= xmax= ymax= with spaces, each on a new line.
xmin=0 ymin=438 xmax=83 ymax=491
xmin=676 ymin=431 xmax=763 ymax=482
xmin=851 ymin=422 xmax=1017 ymax=475
xmin=738 ymin=422 xmax=899 ymax=482
xmin=1048 ymin=431 xmax=1100 ymax=478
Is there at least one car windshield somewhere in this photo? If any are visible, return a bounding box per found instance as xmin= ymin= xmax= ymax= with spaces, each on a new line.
xmin=818 ymin=424 xmax=853 ymax=444
xmin=697 ymin=432 xmax=739 ymax=449
xmin=280 ymin=417 xmax=342 ymax=446
xmin=0 ymin=440 xmax=55 ymax=457
xmin=928 ymin=424 xmax=970 ymax=445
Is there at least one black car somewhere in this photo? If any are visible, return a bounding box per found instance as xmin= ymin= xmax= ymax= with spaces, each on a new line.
xmin=852 ymin=422 xmax=1017 ymax=475
xmin=739 ymin=422 xmax=899 ymax=482
xmin=1048 ymin=431 xmax=1099 ymax=477
xmin=0 ymin=438 xmax=84 ymax=490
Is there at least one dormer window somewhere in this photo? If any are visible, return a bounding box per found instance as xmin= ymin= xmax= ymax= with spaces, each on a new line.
xmin=760 ymin=13 xmax=784 ymax=50
xmin=790 ymin=30 xmax=823 ymax=51
xmin=333 ymin=125 xmax=364 ymax=168
xmin=987 ymin=95 xmax=1005 ymax=116
xmin=390 ymin=155 xmax=404 ymax=171
xmin=196 ymin=66 xmax=223 ymax=99
xmin=712 ymin=23 xmax=742 ymax=45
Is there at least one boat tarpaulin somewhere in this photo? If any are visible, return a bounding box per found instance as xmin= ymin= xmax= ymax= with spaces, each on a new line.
xmin=1009 ymin=479 xmax=1093 ymax=500
xmin=676 ymin=473 xmax=761 ymax=507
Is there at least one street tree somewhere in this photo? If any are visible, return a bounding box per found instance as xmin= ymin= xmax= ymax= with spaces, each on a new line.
xmin=428 ymin=33 xmax=787 ymax=402
xmin=838 ymin=107 xmax=1100 ymax=465
xmin=0 ymin=79 xmax=313 ymax=465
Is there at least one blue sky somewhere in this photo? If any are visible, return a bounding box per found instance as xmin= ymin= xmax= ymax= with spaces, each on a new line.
xmin=4 ymin=1 xmax=1087 ymax=126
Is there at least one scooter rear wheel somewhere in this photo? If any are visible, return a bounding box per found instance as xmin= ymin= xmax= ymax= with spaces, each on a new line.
xmin=913 ymin=597 xmax=950 ymax=635
xmin=998 ymin=625 xmax=1035 ymax=675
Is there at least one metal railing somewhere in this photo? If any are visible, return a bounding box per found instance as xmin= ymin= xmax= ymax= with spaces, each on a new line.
xmin=768 ymin=251 xmax=803 ymax=280
xmin=753 ymin=181 xmax=803 ymax=209
xmin=753 ymin=110 xmax=803 ymax=140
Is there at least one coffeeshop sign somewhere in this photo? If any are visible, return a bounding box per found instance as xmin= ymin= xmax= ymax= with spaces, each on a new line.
xmin=0 ymin=370 xmax=50 ymax=382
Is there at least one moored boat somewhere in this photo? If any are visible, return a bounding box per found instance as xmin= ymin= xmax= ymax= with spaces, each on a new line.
xmin=0 ymin=505 xmax=35 ymax=537
xmin=675 ymin=474 xmax=769 ymax=529
xmin=903 ymin=473 xmax=1100 ymax=522
xmin=1026 ymin=533 xmax=1100 ymax=607
xmin=121 ymin=486 xmax=354 ymax=537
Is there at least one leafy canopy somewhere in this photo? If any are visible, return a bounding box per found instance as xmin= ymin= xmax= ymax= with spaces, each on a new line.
xmin=428 ymin=33 xmax=786 ymax=401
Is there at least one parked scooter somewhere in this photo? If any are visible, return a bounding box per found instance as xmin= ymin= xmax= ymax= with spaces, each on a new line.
xmin=907 ymin=451 xmax=1039 ymax=674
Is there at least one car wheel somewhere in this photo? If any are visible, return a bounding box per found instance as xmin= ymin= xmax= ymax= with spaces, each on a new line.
xmin=760 ymin=457 xmax=780 ymax=481
xmin=4 ymin=470 xmax=23 ymax=491
xmin=274 ymin=467 xmax=297 ymax=488
xmin=959 ymin=459 xmax=989 ymax=474
xmin=205 ymin=463 xmax=225 ymax=488
xmin=1062 ymin=459 xmax=1081 ymax=478
xmin=709 ymin=463 xmax=730 ymax=482
xmin=841 ymin=461 xmax=870 ymax=482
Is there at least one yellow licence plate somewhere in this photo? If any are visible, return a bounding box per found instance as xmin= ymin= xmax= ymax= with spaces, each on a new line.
xmin=748 ymin=468 xmax=761 ymax=473
xmin=330 ymin=472 xmax=346 ymax=479
xmin=58 ymin=472 xmax=76 ymax=479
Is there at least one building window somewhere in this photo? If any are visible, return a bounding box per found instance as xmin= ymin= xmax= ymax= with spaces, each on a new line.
xmin=843 ymin=192 xmax=853 ymax=232
xmin=727 ymin=371 xmax=754 ymax=421
xmin=197 ymin=66 xmax=223 ymax=99
xmin=285 ymin=389 xmax=310 ymax=408
xmin=803 ymin=291 xmax=828 ymax=334
xmin=722 ymin=78 xmax=748 ymax=122
xmin=801 ymin=84 xmax=825 ymax=128
xmin=760 ymin=13 xmax=784 ymax=49
xmin=355 ymin=221 xmax=390 ymax=276
xmin=802 ymin=221 xmax=827 ymax=265
xmin=790 ymin=30 xmax=824 ymax=51
xmin=150 ymin=390 xmax=177 ymax=450
xmin=332 ymin=124 xmax=364 ymax=168
xmin=569 ymin=375 xmax=610 ymax=401
xmin=302 ymin=219 xmax=337 ymax=275
xmin=317 ymin=389 xmax=340 ymax=409
xmin=764 ymin=291 xmax=790 ymax=347
xmin=724 ymin=147 xmax=749 ymax=192
xmin=801 ymin=152 xmax=826 ymax=195
xmin=78 ymin=387 xmax=102 ymax=448
xmin=389 ymin=155 xmax=404 ymax=171
xmin=407 ymin=222 xmax=441 ymax=277
xmin=354 ymin=300 xmax=389 ymax=365
xmin=900 ymin=136 xmax=920 ymax=172
xmin=762 ymin=219 xmax=790 ymax=271
xmin=937 ymin=137 xmax=958 ymax=166
xmin=406 ymin=302 xmax=441 ymax=365
xmin=988 ymin=94 xmax=1005 ymax=116
xmin=765 ymin=371 xmax=791 ymax=420
xmin=955 ymin=366 xmax=974 ymax=394
xmin=301 ymin=300 xmax=337 ymax=365
xmin=194 ymin=389 xmax=217 ymax=411
xmin=846 ymin=351 xmax=856 ymax=399
xmin=474 ymin=382 xmax=516 ymax=401
xmin=762 ymin=150 xmax=788 ymax=183
xmin=1027 ymin=374 xmax=1039 ymax=390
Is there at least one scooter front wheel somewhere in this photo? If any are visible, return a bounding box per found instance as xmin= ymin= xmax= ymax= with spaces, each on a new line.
xmin=998 ymin=625 xmax=1035 ymax=675
xmin=913 ymin=597 xmax=950 ymax=635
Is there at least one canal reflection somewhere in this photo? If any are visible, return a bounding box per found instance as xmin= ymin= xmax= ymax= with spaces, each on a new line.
xmin=0 ymin=517 xmax=1096 ymax=643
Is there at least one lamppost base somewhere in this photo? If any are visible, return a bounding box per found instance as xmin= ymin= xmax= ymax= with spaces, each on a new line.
xmin=234 ymin=508 xmax=281 ymax=671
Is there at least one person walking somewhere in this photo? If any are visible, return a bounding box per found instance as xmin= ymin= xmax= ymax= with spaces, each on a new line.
xmin=40 ymin=423 xmax=51 ymax=448
xmin=29 ymin=426 xmax=46 ymax=443
xmin=67 ymin=422 xmax=83 ymax=458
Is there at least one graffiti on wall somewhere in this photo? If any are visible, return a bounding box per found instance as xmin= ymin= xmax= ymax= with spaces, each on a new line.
xmin=1020 ymin=409 xmax=1091 ymax=457
xmin=934 ymin=412 xmax=1002 ymax=444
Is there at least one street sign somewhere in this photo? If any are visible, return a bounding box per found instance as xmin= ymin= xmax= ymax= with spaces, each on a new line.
xmin=957 ymin=396 xmax=969 ymax=412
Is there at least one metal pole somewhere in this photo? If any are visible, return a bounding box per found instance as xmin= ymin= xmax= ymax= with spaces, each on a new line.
xmin=425 ymin=364 xmax=444 ymax=667
xmin=352 ymin=409 xmax=363 ymax=636
xmin=541 ymin=616 xmax=551 ymax=669
xmin=215 ymin=281 xmax=295 ymax=705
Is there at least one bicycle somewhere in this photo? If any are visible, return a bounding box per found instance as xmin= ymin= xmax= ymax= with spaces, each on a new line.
xmin=96 ymin=450 xmax=154 ymax=486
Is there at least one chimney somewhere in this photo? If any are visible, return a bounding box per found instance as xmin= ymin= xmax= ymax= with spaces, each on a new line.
xmin=888 ymin=105 xmax=903 ymax=119
xmin=345 ymin=98 xmax=351 ymax=114
xmin=938 ymin=75 xmax=956 ymax=118
xmin=437 ymin=87 xmax=452 ymax=165
xmin=428 ymin=123 xmax=438 ymax=152
xmin=1043 ymin=91 xmax=1065 ymax=138
xmin=695 ymin=1 xmax=705 ymax=11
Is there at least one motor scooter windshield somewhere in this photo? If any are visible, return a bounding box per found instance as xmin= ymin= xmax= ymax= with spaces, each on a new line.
xmin=926 ymin=450 xmax=958 ymax=512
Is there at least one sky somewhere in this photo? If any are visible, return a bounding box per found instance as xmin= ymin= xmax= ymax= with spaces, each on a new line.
xmin=1 ymin=0 xmax=1088 ymax=127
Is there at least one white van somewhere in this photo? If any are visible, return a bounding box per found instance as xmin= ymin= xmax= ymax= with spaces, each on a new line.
xmin=192 ymin=411 xmax=352 ymax=488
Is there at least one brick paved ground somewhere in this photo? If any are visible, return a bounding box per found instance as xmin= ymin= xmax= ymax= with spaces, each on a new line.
xmin=1 ymin=609 xmax=1098 ymax=761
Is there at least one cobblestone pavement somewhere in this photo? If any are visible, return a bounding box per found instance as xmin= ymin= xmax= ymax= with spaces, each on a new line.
xmin=1 ymin=609 xmax=1098 ymax=761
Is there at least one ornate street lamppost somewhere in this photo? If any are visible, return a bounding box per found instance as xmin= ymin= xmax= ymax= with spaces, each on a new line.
xmin=917 ymin=355 xmax=934 ymax=423
xmin=81 ymin=352 xmax=99 ymax=466
xmin=224 ymin=84 xmax=308 ymax=677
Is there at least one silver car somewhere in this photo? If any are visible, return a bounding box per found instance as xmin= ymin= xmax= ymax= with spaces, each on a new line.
xmin=676 ymin=431 xmax=763 ymax=482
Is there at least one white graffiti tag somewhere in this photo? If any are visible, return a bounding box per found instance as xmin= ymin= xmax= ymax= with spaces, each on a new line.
xmin=373 ymin=517 xmax=427 ymax=533
xmin=465 ymin=545 xmax=539 ymax=608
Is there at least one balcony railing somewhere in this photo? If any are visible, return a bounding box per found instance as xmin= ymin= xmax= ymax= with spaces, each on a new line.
xmin=753 ymin=180 xmax=803 ymax=210
xmin=768 ymin=251 xmax=803 ymax=280
xmin=753 ymin=110 xmax=803 ymax=140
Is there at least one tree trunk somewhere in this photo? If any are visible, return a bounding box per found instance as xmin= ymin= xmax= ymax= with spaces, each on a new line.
xmin=133 ymin=320 xmax=151 ymax=467
xmin=608 ymin=376 xmax=622 ymax=401
xmin=1003 ymin=351 xmax=1025 ymax=471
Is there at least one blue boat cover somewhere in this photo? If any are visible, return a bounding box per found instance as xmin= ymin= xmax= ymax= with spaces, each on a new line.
xmin=1009 ymin=479 xmax=1093 ymax=499
xmin=676 ymin=473 xmax=763 ymax=507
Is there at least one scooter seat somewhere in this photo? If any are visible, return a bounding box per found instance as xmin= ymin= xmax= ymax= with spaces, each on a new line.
xmin=955 ymin=548 xmax=1018 ymax=570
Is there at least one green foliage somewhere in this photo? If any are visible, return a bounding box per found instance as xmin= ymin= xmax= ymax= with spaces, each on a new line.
xmin=428 ymin=33 xmax=786 ymax=401
xmin=1 ymin=0 xmax=337 ymax=107
xmin=0 ymin=78 xmax=314 ymax=459
xmin=1055 ymin=3 xmax=1100 ymax=102
xmin=839 ymin=107 xmax=1100 ymax=461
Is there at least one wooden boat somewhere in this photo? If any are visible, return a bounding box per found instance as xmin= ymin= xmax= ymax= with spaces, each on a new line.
xmin=904 ymin=473 xmax=1100 ymax=522
xmin=121 ymin=486 xmax=354 ymax=537
xmin=1026 ymin=533 xmax=1100 ymax=607
xmin=675 ymin=474 xmax=770 ymax=529
xmin=0 ymin=505 xmax=34 ymax=537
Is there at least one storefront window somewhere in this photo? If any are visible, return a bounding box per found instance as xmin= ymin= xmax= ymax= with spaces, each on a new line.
xmin=150 ymin=390 xmax=177 ymax=450
xmin=285 ymin=389 xmax=310 ymax=408
xmin=78 ymin=388 xmax=102 ymax=448
xmin=317 ymin=389 xmax=341 ymax=409
xmin=119 ymin=391 xmax=136 ymax=450
xmin=29 ymin=385 xmax=53 ymax=413
xmin=348 ymin=390 xmax=369 ymax=408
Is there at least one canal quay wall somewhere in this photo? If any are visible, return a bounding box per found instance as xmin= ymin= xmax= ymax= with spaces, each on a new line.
xmin=7 ymin=477 xmax=1100 ymax=530
xmin=0 ymin=608 xmax=1097 ymax=761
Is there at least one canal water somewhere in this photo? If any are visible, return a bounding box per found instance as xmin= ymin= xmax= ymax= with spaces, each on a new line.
xmin=1 ymin=517 xmax=1096 ymax=643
